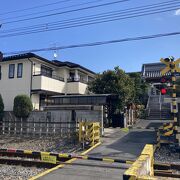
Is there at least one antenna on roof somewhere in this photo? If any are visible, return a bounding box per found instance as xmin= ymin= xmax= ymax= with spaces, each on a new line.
xmin=52 ymin=43 xmax=58 ymax=60
xmin=54 ymin=51 xmax=58 ymax=60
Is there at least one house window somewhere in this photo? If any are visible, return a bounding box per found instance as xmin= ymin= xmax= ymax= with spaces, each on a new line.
xmin=17 ymin=63 xmax=23 ymax=78
xmin=41 ymin=65 xmax=52 ymax=77
xmin=9 ymin=64 xmax=15 ymax=78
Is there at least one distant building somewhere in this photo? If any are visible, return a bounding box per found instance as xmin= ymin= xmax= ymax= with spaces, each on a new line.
xmin=0 ymin=53 xmax=95 ymax=111
xmin=141 ymin=62 xmax=170 ymax=83
xmin=141 ymin=62 xmax=173 ymax=95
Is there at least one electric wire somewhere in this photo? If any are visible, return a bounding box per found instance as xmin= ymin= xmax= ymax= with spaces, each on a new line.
xmin=0 ymin=4 xmax=180 ymax=38
xmin=2 ymin=0 xmax=131 ymax=24
xmin=0 ymin=0 xmax=105 ymax=21
xmin=4 ymin=31 xmax=180 ymax=55
xmin=0 ymin=0 xmax=73 ymax=16
xmin=0 ymin=0 xmax=179 ymax=34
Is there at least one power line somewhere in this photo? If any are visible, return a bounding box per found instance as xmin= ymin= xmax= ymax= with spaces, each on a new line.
xmin=0 ymin=3 xmax=180 ymax=38
xmin=4 ymin=31 xmax=180 ymax=55
xmin=1 ymin=7 xmax=179 ymax=37
xmin=0 ymin=0 xmax=179 ymax=34
xmin=1 ymin=0 xmax=105 ymax=21
xmin=3 ymin=0 xmax=130 ymax=24
xmin=0 ymin=0 xmax=73 ymax=16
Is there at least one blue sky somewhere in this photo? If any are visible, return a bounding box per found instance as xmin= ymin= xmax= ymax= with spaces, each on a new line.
xmin=0 ymin=0 xmax=180 ymax=73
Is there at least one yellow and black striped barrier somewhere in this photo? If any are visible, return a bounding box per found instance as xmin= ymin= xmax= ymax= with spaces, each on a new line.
xmin=0 ymin=148 xmax=134 ymax=165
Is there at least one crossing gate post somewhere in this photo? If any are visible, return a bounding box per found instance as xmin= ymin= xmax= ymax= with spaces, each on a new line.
xmin=79 ymin=122 xmax=100 ymax=147
xmin=159 ymin=57 xmax=180 ymax=146
xmin=123 ymin=144 xmax=154 ymax=180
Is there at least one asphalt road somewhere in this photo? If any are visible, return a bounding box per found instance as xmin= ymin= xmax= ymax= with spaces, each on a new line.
xmin=39 ymin=120 xmax=162 ymax=180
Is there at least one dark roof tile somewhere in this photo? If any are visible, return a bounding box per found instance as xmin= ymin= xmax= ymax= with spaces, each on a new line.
xmin=3 ymin=53 xmax=95 ymax=74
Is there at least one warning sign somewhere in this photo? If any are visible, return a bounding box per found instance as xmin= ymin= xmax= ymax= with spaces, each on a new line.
xmin=41 ymin=154 xmax=57 ymax=164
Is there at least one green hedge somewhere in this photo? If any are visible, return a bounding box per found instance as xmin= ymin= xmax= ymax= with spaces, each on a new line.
xmin=13 ymin=95 xmax=33 ymax=118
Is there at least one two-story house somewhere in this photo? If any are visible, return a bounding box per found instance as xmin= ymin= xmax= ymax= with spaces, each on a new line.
xmin=0 ymin=53 xmax=95 ymax=111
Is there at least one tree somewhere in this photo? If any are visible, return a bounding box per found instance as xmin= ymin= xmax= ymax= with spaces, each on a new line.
xmin=0 ymin=94 xmax=4 ymax=121
xmin=89 ymin=66 xmax=135 ymax=111
xmin=128 ymin=72 xmax=149 ymax=105
xmin=13 ymin=95 xmax=33 ymax=118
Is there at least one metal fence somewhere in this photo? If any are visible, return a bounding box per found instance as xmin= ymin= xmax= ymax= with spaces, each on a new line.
xmin=0 ymin=120 xmax=77 ymax=137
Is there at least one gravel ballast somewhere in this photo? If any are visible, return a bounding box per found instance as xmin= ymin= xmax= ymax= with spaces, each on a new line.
xmin=0 ymin=134 xmax=80 ymax=153
xmin=0 ymin=165 xmax=45 ymax=180
xmin=0 ymin=134 xmax=81 ymax=180
xmin=154 ymin=145 xmax=180 ymax=164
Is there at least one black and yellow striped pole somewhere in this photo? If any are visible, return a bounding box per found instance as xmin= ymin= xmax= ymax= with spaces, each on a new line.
xmin=160 ymin=57 xmax=180 ymax=144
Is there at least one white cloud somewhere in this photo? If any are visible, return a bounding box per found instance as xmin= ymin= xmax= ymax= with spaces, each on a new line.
xmin=174 ymin=9 xmax=180 ymax=16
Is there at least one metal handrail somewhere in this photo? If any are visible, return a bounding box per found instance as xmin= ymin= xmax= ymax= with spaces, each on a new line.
xmin=67 ymin=77 xmax=88 ymax=84
xmin=146 ymin=95 xmax=151 ymax=117
xmin=33 ymin=71 xmax=64 ymax=82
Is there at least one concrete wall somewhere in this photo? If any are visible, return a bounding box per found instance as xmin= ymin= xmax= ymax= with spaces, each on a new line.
xmin=2 ymin=108 xmax=102 ymax=135
xmin=0 ymin=59 xmax=31 ymax=111
xmin=32 ymin=75 xmax=65 ymax=93
xmin=76 ymin=110 xmax=101 ymax=121
xmin=3 ymin=109 xmax=102 ymax=123
xmin=67 ymin=82 xmax=88 ymax=94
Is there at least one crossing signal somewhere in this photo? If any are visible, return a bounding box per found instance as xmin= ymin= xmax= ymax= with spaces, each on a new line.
xmin=160 ymin=57 xmax=180 ymax=75
xmin=161 ymin=77 xmax=167 ymax=83
xmin=160 ymin=88 xmax=167 ymax=95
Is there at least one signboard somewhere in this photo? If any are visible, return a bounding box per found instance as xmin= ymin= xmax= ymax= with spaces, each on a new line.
xmin=41 ymin=153 xmax=57 ymax=164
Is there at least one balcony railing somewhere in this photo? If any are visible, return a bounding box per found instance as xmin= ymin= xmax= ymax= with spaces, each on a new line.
xmin=33 ymin=71 xmax=64 ymax=82
xmin=67 ymin=77 xmax=88 ymax=84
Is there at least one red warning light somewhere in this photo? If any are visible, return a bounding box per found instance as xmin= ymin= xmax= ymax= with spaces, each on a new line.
xmin=161 ymin=88 xmax=167 ymax=95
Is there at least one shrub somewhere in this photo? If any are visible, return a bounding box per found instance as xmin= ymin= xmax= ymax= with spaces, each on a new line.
xmin=0 ymin=94 xmax=4 ymax=120
xmin=13 ymin=95 xmax=33 ymax=118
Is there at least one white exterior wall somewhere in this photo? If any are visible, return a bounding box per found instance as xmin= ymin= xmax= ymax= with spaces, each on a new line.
xmin=32 ymin=61 xmax=41 ymax=75
xmin=0 ymin=59 xmax=31 ymax=111
xmin=67 ymin=82 xmax=88 ymax=94
xmin=32 ymin=75 xmax=65 ymax=93
xmin=0 ymin=56 xmax=95 ymax=110
xmin=31 ymin=94 xmax=40 ymax=110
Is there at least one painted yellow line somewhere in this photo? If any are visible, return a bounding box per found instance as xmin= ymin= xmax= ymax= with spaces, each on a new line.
xmin=28 ymin=163 xmax=64 ymax=180
xmin=81 ymin=142 xmax=101 ymax=156
xmin=29 ymin=142 xmax=101 ymax=180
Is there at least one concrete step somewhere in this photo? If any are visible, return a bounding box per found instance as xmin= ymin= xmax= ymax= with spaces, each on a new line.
xmin=147 ymin=117 xmax=171 ymax=120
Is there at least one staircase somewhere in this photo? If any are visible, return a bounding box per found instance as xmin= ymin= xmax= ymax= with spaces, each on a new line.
xmin=147 ymin=95 xmax=171 ymax=120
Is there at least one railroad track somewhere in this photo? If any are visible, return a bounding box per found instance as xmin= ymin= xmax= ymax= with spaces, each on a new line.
xmin=0 ymin=157 xmax=57 ymax=168
xmin=154 ymin=162 xmax=180 ymax=178
xmin=1 ymin=157 xmax=180 ymax=179
xmin=1 ymin=148 xmax=180 ymax=179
